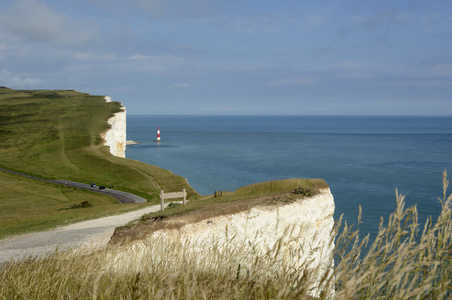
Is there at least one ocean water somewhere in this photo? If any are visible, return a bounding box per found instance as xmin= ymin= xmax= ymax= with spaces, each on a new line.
xmin=126 ymin=115 xmax=452 ymax=238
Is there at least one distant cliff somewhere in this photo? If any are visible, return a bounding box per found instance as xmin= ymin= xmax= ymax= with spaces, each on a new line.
xmin=102 ymin=96 xmax=126 ymax=158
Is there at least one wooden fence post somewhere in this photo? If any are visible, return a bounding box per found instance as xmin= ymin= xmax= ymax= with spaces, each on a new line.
xmin=160 ymin=189 xmax=188 ymax=210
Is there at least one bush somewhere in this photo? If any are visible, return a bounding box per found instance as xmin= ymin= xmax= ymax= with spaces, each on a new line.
xmin=166 ymin=202 xmax=181 ymax=209
xmin=69 ymin=201 xmax=93 ymax=209
xmin=292 ymin=186 xmax=312 ymax=196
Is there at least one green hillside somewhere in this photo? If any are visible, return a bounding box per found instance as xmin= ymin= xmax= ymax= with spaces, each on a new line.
xmin=0 ymin=87 xmax=198 ymax=238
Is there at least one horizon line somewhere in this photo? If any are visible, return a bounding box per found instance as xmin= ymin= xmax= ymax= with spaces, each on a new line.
xmin=127 ymin=113 xmax=452 ymax=117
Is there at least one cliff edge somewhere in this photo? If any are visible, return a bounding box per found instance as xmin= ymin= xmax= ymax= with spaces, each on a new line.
xmin=102 ymin=96 xmax=126 ymax=158
xmin=111 ymin=188 xmax=335 ymax=296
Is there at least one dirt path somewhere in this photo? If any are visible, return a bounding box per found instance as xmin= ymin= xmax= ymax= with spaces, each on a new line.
xmin=0 ymin=203 xmax=166 ymax=263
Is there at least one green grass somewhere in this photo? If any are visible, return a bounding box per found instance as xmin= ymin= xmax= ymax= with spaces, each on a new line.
xmin=0 ymin=173 xmax=450 ymax=299
xmin=0 ymin=167 xmax=150 ymax=239
xmin=0 ymin=87 xmax=195 ymax=198
xmin=0 ymin=87 xmax=197 ymax=238
xmin=134 ymin=177 xmax=328 ymax=223
xmin=232 ymin=177 xmax=328 ymax=198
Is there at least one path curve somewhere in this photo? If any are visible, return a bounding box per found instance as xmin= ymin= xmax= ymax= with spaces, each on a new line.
xmin=0 ymin=168 xmax=147 ymax=204
xmin=0 ymin=203 xmax=168 ymax=263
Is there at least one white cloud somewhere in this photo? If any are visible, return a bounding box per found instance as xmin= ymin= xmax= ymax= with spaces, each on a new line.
xmin=0 ymin=69 xmax=44 ymax=88
xmin=268 ymin=76 xmax=320 ymax=86
xmin=72 ymin=51 xmax=118 ymax=61
xmin=129 ymin=54 xmax=151 ymax=60
xmin=127 ymin=54 xmax=186 ymax=65
xmin=88 ymin=0 xmax=216 ymax=19
xmin=166 ymin=83 xmax=189 ymax=90
xmin=62 ymin=53 xmax=188 ymax=75
xmin=122 ymin=54 xmax=187 ymax=71
xmin=430 ymin=63 xmax=452 ymax=78
xmin=0 ymin=0 xmax=99 ymax=47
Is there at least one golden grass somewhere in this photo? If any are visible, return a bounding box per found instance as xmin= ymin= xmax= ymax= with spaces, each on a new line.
xmin=1 ymin=172 xmax=450 ymax=299
xmin=332 ymin=171 xmax=452 ymax=299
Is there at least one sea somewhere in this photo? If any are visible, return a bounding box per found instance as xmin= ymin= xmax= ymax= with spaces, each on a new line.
xmin=126 ymin=115 xmax=452 ymax=239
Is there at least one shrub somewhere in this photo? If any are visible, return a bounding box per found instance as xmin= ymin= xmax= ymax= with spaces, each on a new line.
xmin=68 ymin=201 xmax=93 ymax=209
xmin=292 ymin=186 xmax=312 ymax=196
xmin=166 ymin=202 xmax=181 ymax=209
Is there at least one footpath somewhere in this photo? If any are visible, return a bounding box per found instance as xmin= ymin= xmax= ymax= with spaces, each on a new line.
xmin=0 ymin=167 xmax=158 ymax=263
xmin=0 ymin=203 xmax=168 ymax=263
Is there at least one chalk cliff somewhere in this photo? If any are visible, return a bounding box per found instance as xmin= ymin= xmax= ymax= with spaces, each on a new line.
xmin=112 ymin=188 xmax=335 ymax=296
xmin=103 ymin=96 xmax=126 ymax=158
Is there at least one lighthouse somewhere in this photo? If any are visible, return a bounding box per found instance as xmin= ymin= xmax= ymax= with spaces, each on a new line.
xmin=154 ymin=127 xmax=161 ymax=142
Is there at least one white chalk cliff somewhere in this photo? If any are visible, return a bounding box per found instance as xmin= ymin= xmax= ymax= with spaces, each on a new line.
xmin=112 ymin=188 xmax=335 ymax=297
xmin=103 ymin=96 xmax=126 ymax=158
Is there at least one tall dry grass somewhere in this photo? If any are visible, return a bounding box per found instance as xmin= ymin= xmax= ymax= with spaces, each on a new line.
xmin=0 ymin=172 xmax=450 ymax=299
xmin=332 ymin=171 xmax=451 ymax=299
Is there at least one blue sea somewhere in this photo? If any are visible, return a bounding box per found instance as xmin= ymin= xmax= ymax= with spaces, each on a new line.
xmin=126 ymin=115 xmax=452 ymax=238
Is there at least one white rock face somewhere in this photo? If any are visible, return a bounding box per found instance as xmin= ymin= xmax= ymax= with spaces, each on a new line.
xmin=103 ymin=96 xmax=126 ymax=158
xmin=155 ymin=188 xmax=334 ymax=254
xmin=112 ymin=189 xmax=335 ymax=296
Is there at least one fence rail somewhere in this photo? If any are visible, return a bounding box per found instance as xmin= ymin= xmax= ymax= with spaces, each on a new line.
xmin=160 ymin=189 xmax=187 ymax=211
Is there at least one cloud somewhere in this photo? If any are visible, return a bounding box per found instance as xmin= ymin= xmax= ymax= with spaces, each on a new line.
xmin=89 ymin=0 xmax=216 ymax=19
xmin=166 ymin=83 xmax=189 ymax=90
xmin=226 ymin=14 xmax=284 ymax=32
xmin=0 ymin=0 xmax=99 ymax=47
xmin=338 ymin=9 xmax=399 ymax=40
xmin=430 ymin=63 xmax=452 ymax=78
xmin=129 ymin=54 xmax=151 ymax=60
xmin=120 ymin=54 xmax=187 ymax=72
xmin=268 ymin=76 xmax=320 ymax=86
xmin=0 ymin=69 xmax=44 ymax=88
xmin=63 ymin=53 xmax=187 ymax=74
xmin=128 ymin=54 xmax=186 ymax=64
xmin=298 ymin=14 xmax=327 ymax=31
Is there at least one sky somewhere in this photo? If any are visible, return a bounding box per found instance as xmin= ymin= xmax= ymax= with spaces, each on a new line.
xmin=1 ymin=0 xmax=451 ymax=115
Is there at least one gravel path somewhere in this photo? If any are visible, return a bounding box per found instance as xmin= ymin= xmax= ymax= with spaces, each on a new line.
xmin=0 ymin=204 xmax=166 ymax=263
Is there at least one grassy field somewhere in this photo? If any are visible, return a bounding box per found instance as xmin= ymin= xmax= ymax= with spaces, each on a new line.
xmin=0 ymin=174 xmax=450 ymax=299
xmin=0 ymin=87 xmax=197 ymax=238
xmin=0 ymin=170 xmax=150 ymax=239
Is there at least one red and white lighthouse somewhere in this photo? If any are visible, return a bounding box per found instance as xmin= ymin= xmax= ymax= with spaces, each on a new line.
xmin=155 ymin=127 xmax=161 ymax=142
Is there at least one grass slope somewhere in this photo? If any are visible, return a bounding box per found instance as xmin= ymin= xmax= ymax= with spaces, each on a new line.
xmin=0 ymin=87 xmax=197 ymax=238
xmin=0 ymin=171 xmax=148 ymax=239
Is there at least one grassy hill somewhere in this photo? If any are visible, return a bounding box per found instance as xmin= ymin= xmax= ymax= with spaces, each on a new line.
xmin=0 ymin=87 xmax=197 ymax=238
xmin=1 ymin=87 xmax=450 ymax=298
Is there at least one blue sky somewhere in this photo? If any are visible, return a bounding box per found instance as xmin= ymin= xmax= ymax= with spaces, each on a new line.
xmin=1 ymin=0 xmax=451 ymax=115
